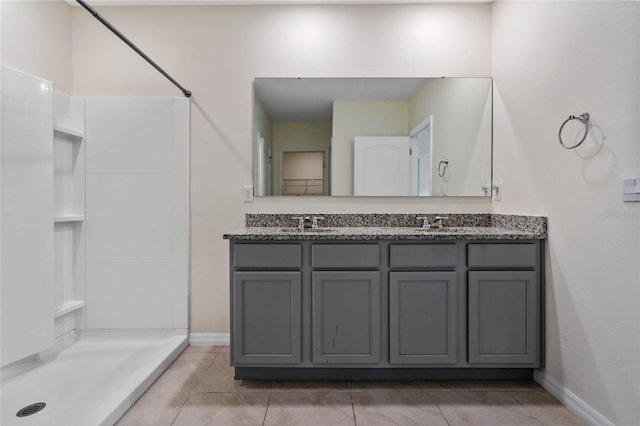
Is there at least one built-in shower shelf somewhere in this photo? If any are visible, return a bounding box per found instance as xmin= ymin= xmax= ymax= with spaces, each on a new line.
xmin=54 ymin=126 xmax=84 ymax=140
xmin=54 ymin=215 xmax=85 ymax=223
xmin=55 ymin=300 xmax=85 ymax=318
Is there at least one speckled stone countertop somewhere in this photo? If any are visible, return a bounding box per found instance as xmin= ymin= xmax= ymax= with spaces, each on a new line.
xmin=223 ymin=214 xmax=547 ymax=241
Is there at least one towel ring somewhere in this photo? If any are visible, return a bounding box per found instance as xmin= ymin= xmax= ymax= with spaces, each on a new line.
xmin=559 ymin=112 xmax=590 ymax=149
xmin=438 ymin=160 xmax=449 ymax=177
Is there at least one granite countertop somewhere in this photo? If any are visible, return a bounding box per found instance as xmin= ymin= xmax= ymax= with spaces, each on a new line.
xmin=223 ymin=214 xmax=547 ymax=241
xmin=223 ymin=226 xmax=543 ymax=241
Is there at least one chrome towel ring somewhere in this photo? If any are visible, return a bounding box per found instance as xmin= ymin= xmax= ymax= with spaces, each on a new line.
xmin=438 ymin=160 xmax=449 ymax=177
xmin=559 ymin=112 xmax=590 ymax=149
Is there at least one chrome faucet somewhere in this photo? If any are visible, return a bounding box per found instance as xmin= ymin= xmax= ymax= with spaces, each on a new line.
xmin=417 ymin=216 xmax=431 ymax=229
xmin=312 ymin=216 xmax=325 ymax=229
xmin=292 ymin=216 xmax=306 ymax=229
xmin=434 ymin=216 xmax=448 ymax=228
xmin=293 ymin=216 xmax=324 ymax=229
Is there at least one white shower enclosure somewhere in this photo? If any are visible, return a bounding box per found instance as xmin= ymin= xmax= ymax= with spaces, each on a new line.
xmin=1 ymin=66 xmax=189 ymax=425
xmin=1 ymin=66 xmax=55 ymax=366
xmin=84 ymin=98 xmax=189 ymax=330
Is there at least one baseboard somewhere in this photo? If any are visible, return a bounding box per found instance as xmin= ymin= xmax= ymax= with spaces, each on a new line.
xmin=189 ymin=332 xmax=230 ymax=346
xmin=533 ymin=369 xmax=614 ymax=426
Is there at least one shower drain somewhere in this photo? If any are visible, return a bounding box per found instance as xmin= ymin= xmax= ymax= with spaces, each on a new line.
xmin=16 ymin=402 xmax=46 ymax=417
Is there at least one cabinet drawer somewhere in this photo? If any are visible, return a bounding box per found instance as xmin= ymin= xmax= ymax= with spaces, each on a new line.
xmin=312 ymin=244 xmax=379 ymax=268
xmin=467 ymin=243 xmax=537 ymax=268
xmin=233 ymin=244 xmax=301 ymax=268
xmin=390 ymin=244 xmax=457 ymax=268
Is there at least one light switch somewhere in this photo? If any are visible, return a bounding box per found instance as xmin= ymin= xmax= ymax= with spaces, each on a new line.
xmin=622 ymin=173 xmax=640 ymax=202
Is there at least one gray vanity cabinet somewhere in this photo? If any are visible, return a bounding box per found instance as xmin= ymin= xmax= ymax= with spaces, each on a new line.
xmin=388 ymin=243 xmax=458 ymax=365
xmin=312 ymin=271 xmax=381 ymax=364
xmin=389 ymin=272 xmax=457 ymax=364
xmin=467 ymin=243 xmax=541 ymax=366
xmin=468 ymin=271 xmax=539 ymax=365
xmin=311 ymin=244 xmax=382 ymax=365
xmin=231 ymin=244 xmax=303 ymax=365
xmin=233 ymin=271 xmax=302 ymax=365
xmin=229 ymin=238 xmax=544 ymax=376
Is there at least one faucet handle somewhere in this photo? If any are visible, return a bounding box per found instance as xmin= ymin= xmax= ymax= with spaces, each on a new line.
xmin=292 ymin=216 xmax=305 ymax=229
xmin=434 ymin=216 xmax=449 ymax=228
xmin=416 ymin=216 xmax=431 ymax=229
xmin=312 ymin=216 xmax=325 ymax=229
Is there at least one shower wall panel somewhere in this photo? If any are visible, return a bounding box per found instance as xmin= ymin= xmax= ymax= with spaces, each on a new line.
xmin=1 ymin=66 xmax=55 ymax=366
xmin=84 ymin=98 xmax=189 ymax=330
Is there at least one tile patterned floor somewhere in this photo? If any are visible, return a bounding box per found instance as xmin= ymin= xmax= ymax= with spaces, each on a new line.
xmin=116 ymin=346 xmax=587 ymax=426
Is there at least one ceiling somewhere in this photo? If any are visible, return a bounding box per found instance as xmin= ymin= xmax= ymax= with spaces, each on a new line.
xmin=67 ymin=0 xmax=491 ymax=6
xmin=254 ymin=78 xmax=426 ymax=122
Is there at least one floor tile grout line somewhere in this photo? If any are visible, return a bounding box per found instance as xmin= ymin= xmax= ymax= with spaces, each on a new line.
xmin=350 ymin=391 xmax=358 ymax=426
xmin=183 ymin=350 xmax=219 ymax=395
xmin=509 ymin=391 xmax=547 ymax=426
xmin=262 ymin=390 xmax=272 ymax=426
xmin=430 ymin=391 xmax=452 ymax=426
xmin=168 ymin=393 xmax=188 ymax=426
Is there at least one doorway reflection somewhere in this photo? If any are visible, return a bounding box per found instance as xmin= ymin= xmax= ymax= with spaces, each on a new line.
xmin=281 ymin=150 xmax=328 ymax=196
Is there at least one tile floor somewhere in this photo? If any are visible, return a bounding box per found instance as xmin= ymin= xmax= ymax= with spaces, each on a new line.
xmin=117 ymin=346 xmax=587 ymax=426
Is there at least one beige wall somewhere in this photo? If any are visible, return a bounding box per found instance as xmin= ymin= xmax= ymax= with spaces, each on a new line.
xmin=492 ymin=2 xmax=639 ymax=424
xmin=0 ymin=0 xmax=74 ymax=94
xmin=67 ymin=4 xmax=492 ymax=334
xmin=331 ymin=100 xmax=409 ymax=195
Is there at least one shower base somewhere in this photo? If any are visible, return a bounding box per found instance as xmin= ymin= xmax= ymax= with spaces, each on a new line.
xmin=1 ymin=330 xmax=188 ymax=426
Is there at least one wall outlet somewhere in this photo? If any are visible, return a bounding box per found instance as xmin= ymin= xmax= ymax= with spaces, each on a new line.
xmin=243 ymin=185 xmax=254 ymax=202
xmin=492 ymin=183 xmax=502 ymax=201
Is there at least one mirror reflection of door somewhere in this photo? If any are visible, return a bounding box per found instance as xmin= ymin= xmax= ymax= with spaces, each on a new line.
xmin=409 ymin=117 xmax=432 ymax=196
xmin=281 ymin=150 xmax=328 ymax=196
xmin=353 ymin=137 xmax=411 ymax=196
xmin=255 ymin=134 xmax=272 ymax=196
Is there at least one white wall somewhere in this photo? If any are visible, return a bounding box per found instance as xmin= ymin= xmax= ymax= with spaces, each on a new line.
xmin=492 ymin=3 xmax=640 ymax=425
xmin=69 ymin=4 xmax=493 ymax=332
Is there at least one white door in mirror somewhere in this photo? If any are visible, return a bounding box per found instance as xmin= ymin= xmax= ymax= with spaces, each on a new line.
xmin=354 ymin=137 xmax=411 ymax=196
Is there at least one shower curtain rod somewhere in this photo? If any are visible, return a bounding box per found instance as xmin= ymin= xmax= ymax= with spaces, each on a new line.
xmin=75 ymin=0 xmax=192 ymax=98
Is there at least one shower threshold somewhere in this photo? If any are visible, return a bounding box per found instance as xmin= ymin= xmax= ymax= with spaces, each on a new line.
xmin=1 ymin=330 xmax=188 ymax=426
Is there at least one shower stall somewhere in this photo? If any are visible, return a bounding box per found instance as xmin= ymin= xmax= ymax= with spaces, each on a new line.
xmin=1 ymin=65 xmax=190 ymax=425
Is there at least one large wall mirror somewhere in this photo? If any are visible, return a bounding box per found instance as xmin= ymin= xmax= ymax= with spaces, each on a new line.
xmin=253 ymin=77 xmax=492 ymax=197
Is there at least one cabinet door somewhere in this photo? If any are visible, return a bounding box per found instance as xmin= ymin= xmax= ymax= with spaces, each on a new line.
xmin=389 ymin=272 xmax=457 ymax=365
xmin=233 ymin=272 xmax=301 ymax=365
xmin=468 ymin=271 xmax=539 ymax=365
xmin=312 ymin=271 xmax=381 ymax=364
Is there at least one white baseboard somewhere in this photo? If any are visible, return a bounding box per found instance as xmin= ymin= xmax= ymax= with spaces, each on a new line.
xmin=533 ymin=369 xmax=614 ymax=426
xmin=189 ymin=333 xmax=230 ymax=346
